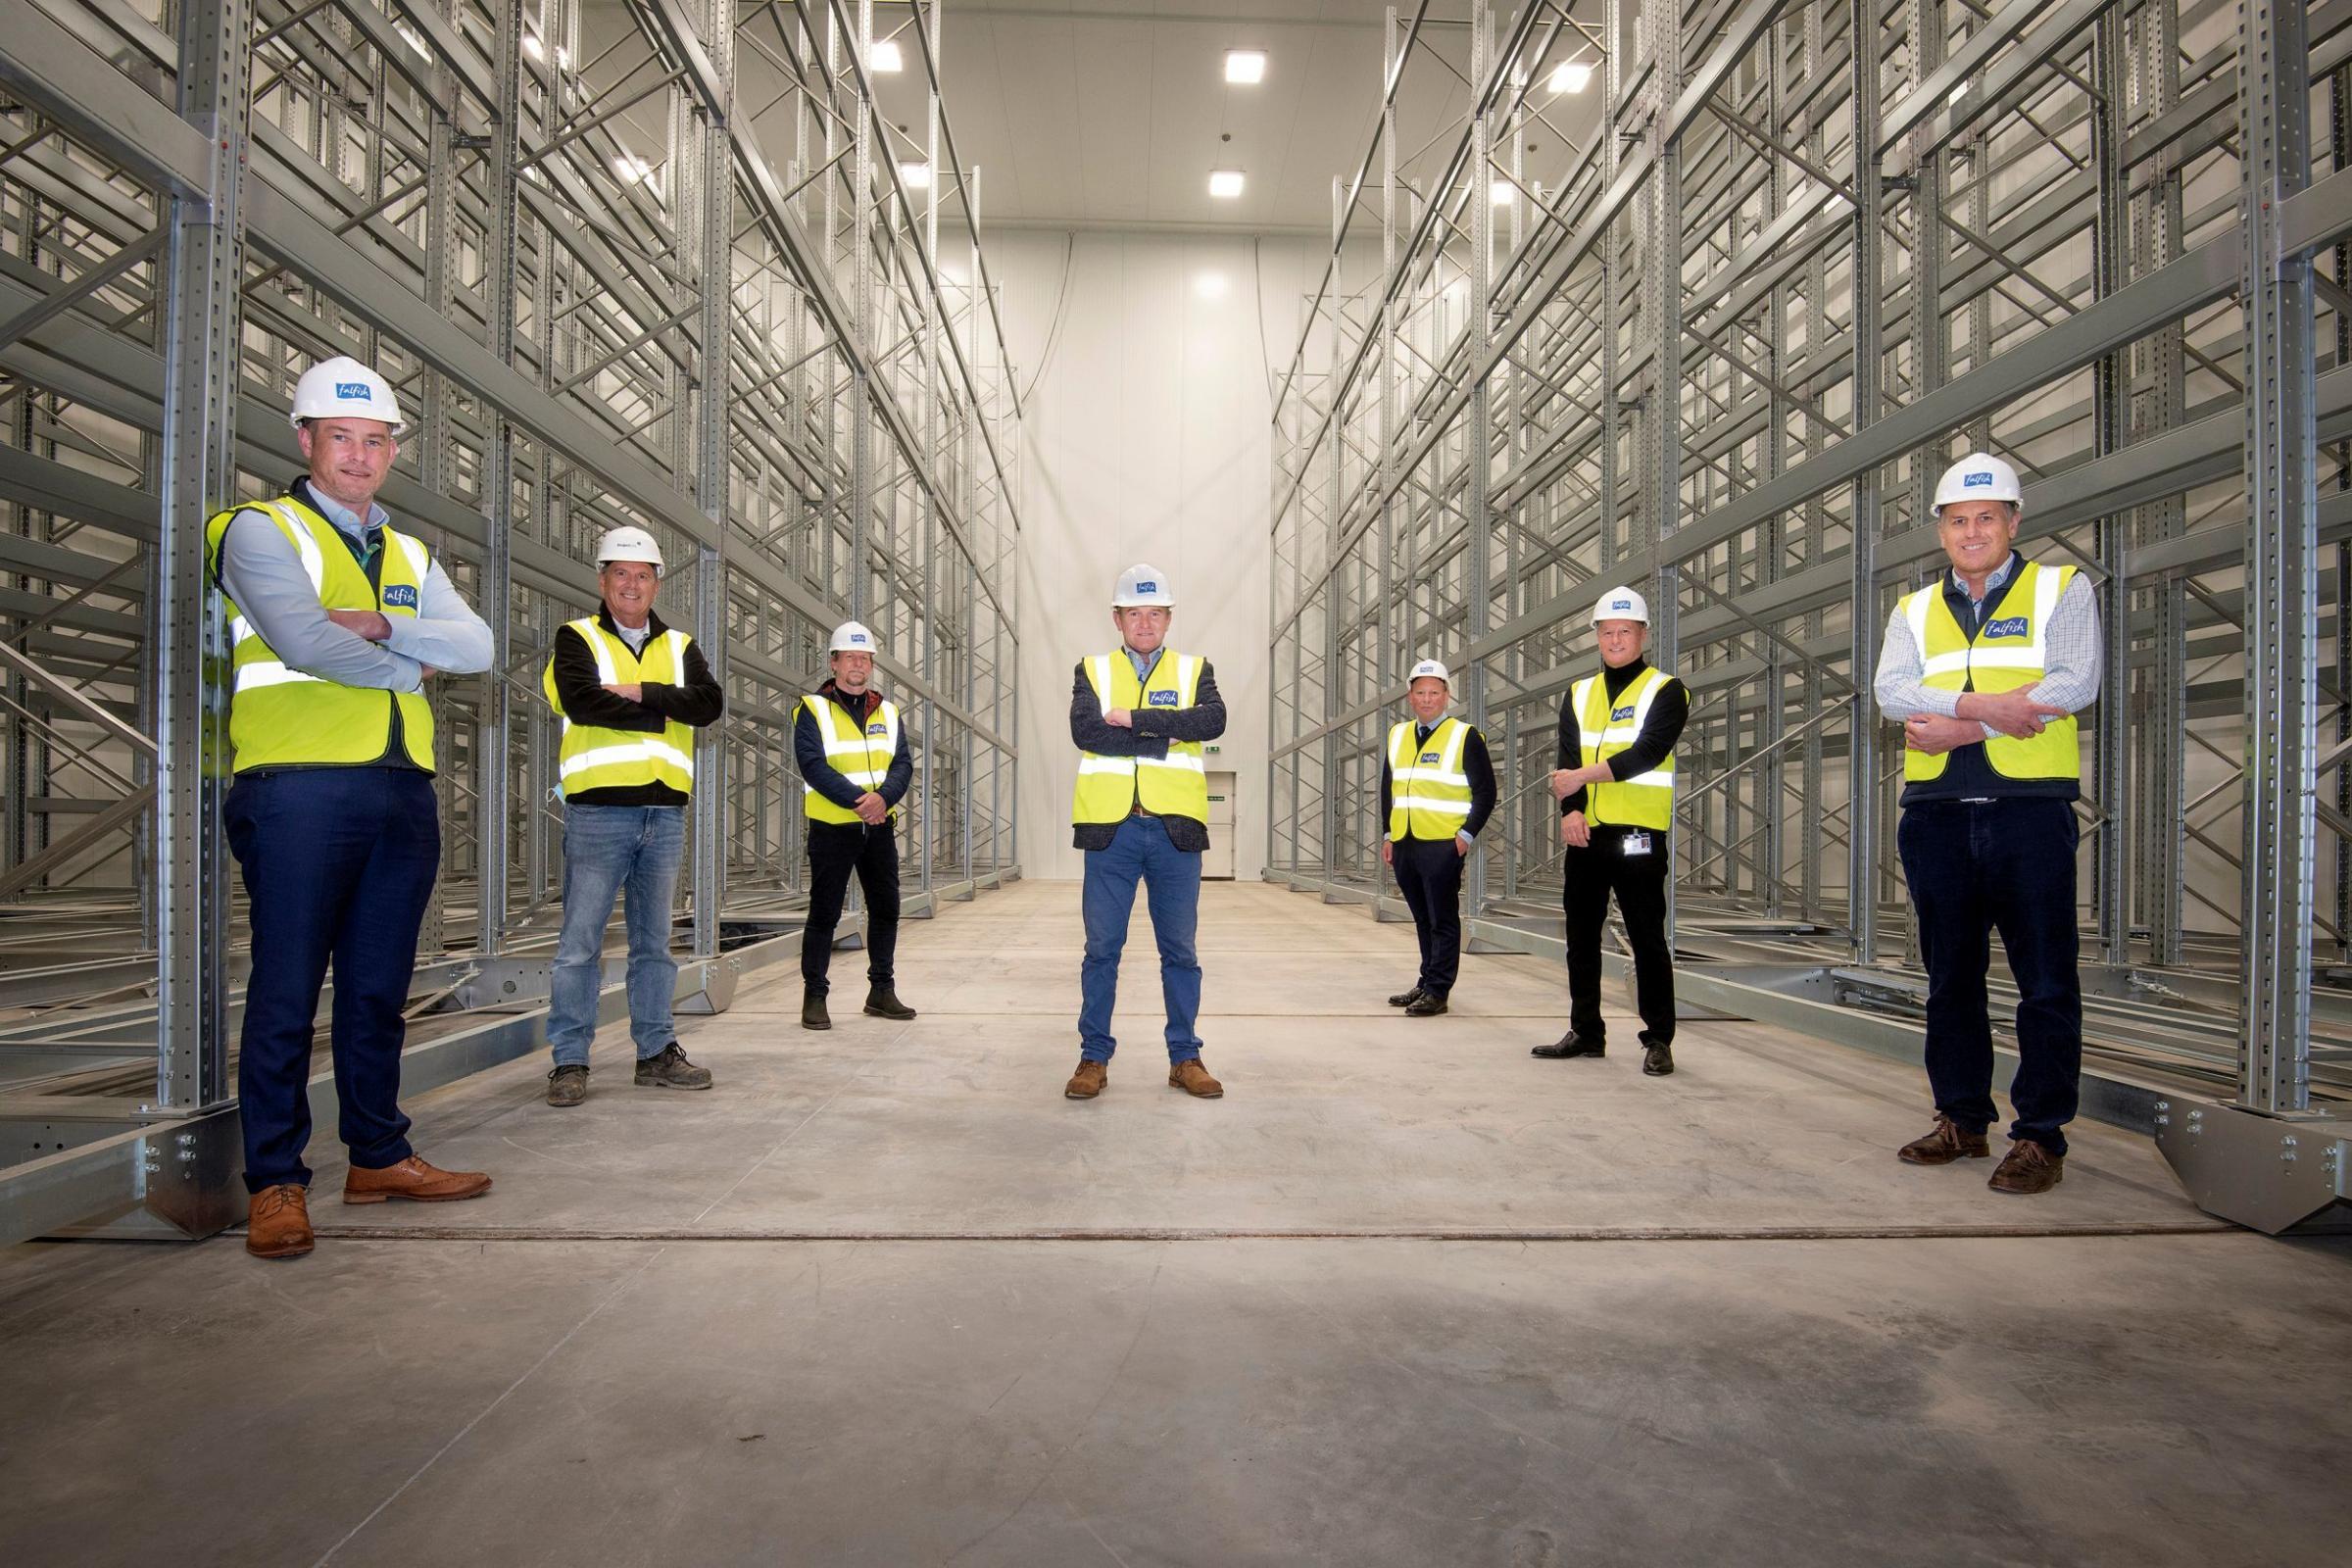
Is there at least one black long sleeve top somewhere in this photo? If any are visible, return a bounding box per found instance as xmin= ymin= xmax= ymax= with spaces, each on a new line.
xmin=792 ymin=679 xmax=916 ymax=815
xmin=1554 ymin=658 xmax=1690 ymax=817
xmin=1069 ymin=651 xmax=1228 ymax=852
xmin=548 ymin=607 xmax=724 ymax=807
xmin=1378 ymin=720 xmax=1499 ymax=840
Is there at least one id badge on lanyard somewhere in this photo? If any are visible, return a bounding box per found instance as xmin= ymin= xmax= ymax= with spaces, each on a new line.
xmin=1622 ymin=830 xmax=1653 ymax=858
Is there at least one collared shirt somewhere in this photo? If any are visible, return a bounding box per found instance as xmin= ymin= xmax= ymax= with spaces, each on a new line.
xmin=215 ymin=478 xmax=493 ymax=694
xmin=1124 ymin=645 xmax=1160 ymax=683
xmin=609 ymin=617 xmax=654 ymax=656
xmin=1874 ymin=549 xmax=2103 ymax=734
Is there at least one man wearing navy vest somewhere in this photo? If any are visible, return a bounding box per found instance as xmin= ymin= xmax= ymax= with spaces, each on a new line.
xmin=1380 ymin=659 xmax=1497 ymax=1017
xmin=1063 ymin=564 xmax=1228 ymax=1102
xmin=794 ymin=620 xmax=918 ymax=1032
xmin=540 ymin=525 xmax=725 ymax=1107
xmin=208 ymin=357 xmax=495 ymax=1258
xmin=1876 ymin=452 xmax=2102 ymax=1196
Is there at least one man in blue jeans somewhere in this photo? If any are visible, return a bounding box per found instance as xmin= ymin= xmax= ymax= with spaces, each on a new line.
xmin=208 ymin=356 xmax=497 ymax=1259
xmin=1064 ymin=564 xmax=1229 ymax=1102
xmin=541 ymin=525 xmax=726 ymax=1106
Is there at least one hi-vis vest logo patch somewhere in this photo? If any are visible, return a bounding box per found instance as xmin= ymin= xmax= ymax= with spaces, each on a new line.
xmin=1148 ymin=690 xmax=1179 ymax=707
xmin=1983 ymin=616 xmax=2028 ymax=639
xmin=1420 ymin=752 xmax=1441 ymax=764
xmin=335 ymin=381 xmax=370 ymax=400
xmin=383 ymin=584 xmax=419 ymax=609
xmin=866 ymin=721 xmax=890 ymax=737
xmin=1611 ymin=704 xmax=1637 ymax=721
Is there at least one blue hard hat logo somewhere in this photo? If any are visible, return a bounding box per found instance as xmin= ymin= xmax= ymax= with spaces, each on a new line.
xmin=1136 ymin=580 xmax=1157 ymax=594
xmin=334 ymin=381 xmax=370 ymax=399
xmin=1963 ymin=470 xmax=1993 ymax=488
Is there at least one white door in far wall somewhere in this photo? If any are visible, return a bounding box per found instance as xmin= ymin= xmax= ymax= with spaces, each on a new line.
xmin=1201 ymin=772 xmax=1236 ymax=880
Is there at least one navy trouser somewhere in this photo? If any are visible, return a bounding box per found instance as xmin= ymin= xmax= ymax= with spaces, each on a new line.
xmin=225 ymin=767 xmax=440 ymax=1193
xmin=1391 ymin=836 xmax=1464 ymax=998
xmin=1895 ymin=797 xmax=2082 ymax=1155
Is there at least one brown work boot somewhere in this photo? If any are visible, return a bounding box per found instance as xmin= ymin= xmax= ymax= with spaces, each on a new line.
xmin=1987 ymin=1138 xmax=2065 ymax=1195
xmin=1064 ymin=1059 xmax=1107 ymax=1100
xmin=1168 ymin=1058 xmax=1223 ymax=1099
xmin=1896 ymin=1114 xmax=1991 ymax=1166
xmin=342 ymin=1154 xmax=493 ymax=1204
xmin=245 ymin=1184 xmax=314 ymax=1260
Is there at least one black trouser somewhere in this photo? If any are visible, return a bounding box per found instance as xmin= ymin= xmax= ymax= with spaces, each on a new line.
xmin=1562 ymin=824 xmax=1675 ymax=1046
xmin=1895 ymin=796 xmax=2082 ymax=1155
xmin=1391 ymin=835 xmax=1464 ymax=997
xmin=802 ymin=819 xmax=900 ymax=996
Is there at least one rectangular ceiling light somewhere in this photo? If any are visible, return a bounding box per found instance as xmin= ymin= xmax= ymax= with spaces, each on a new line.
xmin=899 ymin=161 xmax=933 ymax=190
xmin=1491 ymin=179 xmax=1516 ymax=205
xmin=1548 ymin=60 xmax=1594 ymax=94
xmin=522 ymin=33 xmax=545 ymax=63
xmin=1195 ymin=272 xmax=1229 ymax=300
xmin=871 ymin=38 xmax=904 ymax=73
xmin=613 ymin=154 xmax=658 ymax=185
xmin=1207 ymin=169 xmax=1246 ymax=199
xmin=1225 ymin=50 xmax=1267 ymax=84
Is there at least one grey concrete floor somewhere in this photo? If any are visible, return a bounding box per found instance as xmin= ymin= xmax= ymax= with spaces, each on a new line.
xmin=4 ymin=879 xmax=2348 ymax=1567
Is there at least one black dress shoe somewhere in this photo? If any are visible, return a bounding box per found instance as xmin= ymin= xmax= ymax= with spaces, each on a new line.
xmin=1531 ymin=1032 xmax=1603 ymax=1059
xmin=1387 ymin=987 xmax=1426 ymax=1007
xmin=1403 ymin=993 xmax=1448 ymax=1017
xmin=1642 ymin=1041 xmax=1675 ymax=1076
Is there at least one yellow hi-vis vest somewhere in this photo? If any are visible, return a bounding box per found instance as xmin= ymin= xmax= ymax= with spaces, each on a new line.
xmin=203 ymin=495 xmax=436 ymax=773
xmin=1898 ymin=560 xmax=2081 ymax=784
xmin=1571 ymin=664 xmax=1677 ymax=830
xmin=1386 ymin=717 xmax=1473 ymax=841
xmin=1072 ymin=649 xmax=1207 ymax=824
xmin=800 ymin=692 xmax=901 ymax=825
xmin=540 ymin=617 xmax=697 ymax=798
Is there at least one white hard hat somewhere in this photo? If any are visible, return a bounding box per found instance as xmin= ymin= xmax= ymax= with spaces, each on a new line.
xmin=1407 ymin=659 xmax=1451 ymax=688
xmin=289 ymin=355 xmax=404 ymax=432
xmin=1591 ymin=586 xmax=1649 ymax=625
xmin=1932 ymin=452 xmax=2023 ymax=510
xmin=595 ymin=524 xmax=665 ymax=574
xmin=829 ymin=620 xmax=879 ymax=655
xmin=1112 ymin=563 xmax=1175 ymax=608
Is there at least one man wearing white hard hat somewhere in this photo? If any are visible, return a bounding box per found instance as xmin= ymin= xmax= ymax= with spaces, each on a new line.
xmin=1537 ymin=585 xmax=1690 ymax=1076
xmin=540 ymin=525 xmax=726 ymax=1106
xmin=1379 ymin=659 xmax=1497 ymax=1016
xmin=793 ymin=619 xmax=917 ymax=1031
xmin=1063 ymin=564 xmax=1229 ymax=1101
xmin=1875 ymin=452 xmax=2101 ymax=1196
xmin=206 ymin=356 xmax=496 ymax=1258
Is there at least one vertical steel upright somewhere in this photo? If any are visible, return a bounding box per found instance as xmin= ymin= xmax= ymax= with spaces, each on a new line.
xmin=476 ymin=0 xmax=525 ymax=956
xmin=1645 ymin=0 xmax=1682 ymax=945
xmin=2088 ymin=8 xmax=2131 ymax=969
xmin=1463 ymin=4 xmax=1494 ymax=920
xmin=1846 ymin=0 xmax=1884 ymax=963
xmin=154 ymin=0 xmax=252 ymax=1118
xmin=2236 ymin=0 xmax=2318 ymax=1115
xmin=691 ymin=0 xmax=733 ymax=960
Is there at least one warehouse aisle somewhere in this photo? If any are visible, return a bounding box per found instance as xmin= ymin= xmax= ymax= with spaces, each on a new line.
xmin=4 ymin=881 xmax=2349 ymax=1567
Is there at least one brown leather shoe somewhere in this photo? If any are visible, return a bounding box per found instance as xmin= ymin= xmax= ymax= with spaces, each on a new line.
xmin=246 ymin=1184 xmax=314 ymax=1259
xmin=1896 ymin=1114 xmax=1991 ymax=1165
xmin=1987 ymin=1138 xmax=2064 ymax=1195
xmin=1065 ymin=1059 xmax=1107 ymax=1100
xmin=342 ymin=1154 xmax=493 ymax=1204
xmin=1168 ymin=1058 xmax=1223 ymax=1098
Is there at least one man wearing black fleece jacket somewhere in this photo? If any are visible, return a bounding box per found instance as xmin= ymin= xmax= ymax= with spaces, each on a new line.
xmin=1536 ymin=586 xmax=1690 ymax=1076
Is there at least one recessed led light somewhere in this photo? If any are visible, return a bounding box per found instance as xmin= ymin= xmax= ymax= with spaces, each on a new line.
xmin=1548 ymin=60 xmax=1593 ymax=94
xmin=1491 ymin=179 xmax=1516 ymax=205
xmin=522 ymin=34 xmax=545 ymax=63
xmin=871 ymin=38 xmax=904 ymax=74
xmin=1225 ymin=50 xmax=1267 ymax=85
xmin=1195 ymin=272 xmax=1229 ymax=299
xmin=613 ymin=154 xmax=658 ymax=185
xmin=899 ymin=161 xmax=932 ymax=190
xmin=1207 ymin=169 xmax=1246 ymax=199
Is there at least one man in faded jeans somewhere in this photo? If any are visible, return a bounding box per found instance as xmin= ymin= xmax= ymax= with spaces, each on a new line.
xmin=540 ymin=525 xmax=726 ymax=1106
